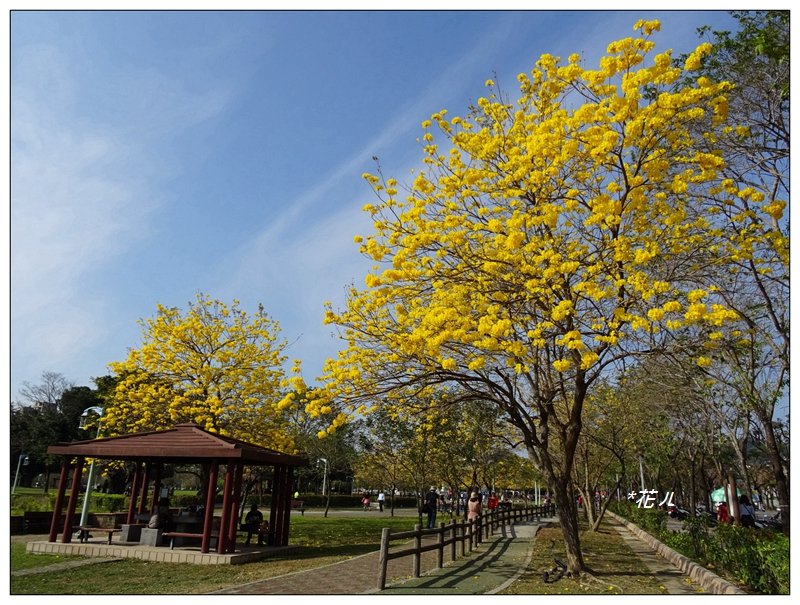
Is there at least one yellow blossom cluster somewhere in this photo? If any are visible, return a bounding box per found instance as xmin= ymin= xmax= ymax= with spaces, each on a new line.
xmin=105 ymin=293 xmax=297 ymax=451
xmin=310 ymin=22 xmax=742 ymax=418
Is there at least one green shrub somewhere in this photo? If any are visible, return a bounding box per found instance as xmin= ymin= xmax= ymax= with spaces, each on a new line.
xmin=92 ymin=493 xmax=127 ymax=512
xmin=241 ymin=494 xmax=418 ymax=509
xmin=612 ymin=501 xmax=789 ymax=594
xmin=11 ymin=494 xmax=57 ymax=513
xmin=710 ymin=524 xmax=789 ymax=594
xmin=753 ymin=531 xmax=790 ymax=595
xmin=681 ymin=513 xmax=712 ymax=560
xmin=171 ymin=492 xmax=204 ymax=508
xmin=615 ymin=501 xmax=667 ymax=536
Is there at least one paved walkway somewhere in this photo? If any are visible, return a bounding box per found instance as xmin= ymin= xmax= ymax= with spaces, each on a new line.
xmin=611 ymin=522 xmax=705 ymax=595
xmin=377 ymin=522 xmax=537 ymax=595
xmin=214 ymin=521 xmax=540 ymax=595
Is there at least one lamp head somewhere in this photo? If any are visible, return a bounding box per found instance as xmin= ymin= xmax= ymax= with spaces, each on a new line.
xmin=79 ymin=406 xmax=103 ymax=430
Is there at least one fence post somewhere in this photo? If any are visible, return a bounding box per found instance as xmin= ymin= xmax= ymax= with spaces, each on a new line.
xmin=450 ymin=519 xmax=457 ymax=561
xmin=413 ymin=523 xmax=421 ymax=578
xmin=377 ymin=527 xmax=390 ymax=591
xmin=471 ymin=518 xmax=476 ymax=548
xmin=437 ymin=522 xmax=445 ymax=568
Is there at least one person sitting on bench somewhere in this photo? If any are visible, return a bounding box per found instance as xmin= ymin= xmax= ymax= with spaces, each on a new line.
xmin=148 ymin=498 xmax=174 ymax=532
xmin=244 ymin=504 xmax=265 ymax=546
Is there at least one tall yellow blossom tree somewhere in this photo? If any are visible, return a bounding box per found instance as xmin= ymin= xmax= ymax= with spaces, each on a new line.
xmin=105 ymin=293 xmax=297 ymax=452
xmin=315 ymin=21 xmax=738 ymax=574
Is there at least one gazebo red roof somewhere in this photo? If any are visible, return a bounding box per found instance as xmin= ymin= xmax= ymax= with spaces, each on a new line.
xmin=47 ymin=422 xmax=308 ymax=467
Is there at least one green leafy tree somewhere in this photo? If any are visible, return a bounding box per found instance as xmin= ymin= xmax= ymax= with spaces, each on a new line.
xmin=11 ymin=375 xmax=107 ymax=492
xmin=684 ymin=10 xmax=790 ymax=532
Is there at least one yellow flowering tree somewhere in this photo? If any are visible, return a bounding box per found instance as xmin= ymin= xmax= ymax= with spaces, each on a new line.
xmin=105 ymin=293 xmax=297 ymax=451
xmin=315 ymin=21 xmax=737 ymax=574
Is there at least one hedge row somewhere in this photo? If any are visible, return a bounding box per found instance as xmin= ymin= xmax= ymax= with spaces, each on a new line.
xmin=611 ymin=502 xmax=789 ymax=594
xmin=11 ymin=491 xmax=420 ymax=514
xmin=242 ymin=494 xmax=419 ymax=509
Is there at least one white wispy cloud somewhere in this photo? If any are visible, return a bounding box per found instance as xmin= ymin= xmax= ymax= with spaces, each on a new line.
xmin=10 ymin=37 xmax=231 ymax=392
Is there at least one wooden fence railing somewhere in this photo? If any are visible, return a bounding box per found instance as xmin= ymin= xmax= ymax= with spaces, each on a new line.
xmin=376 ymin=504 xmax=554 ymax=590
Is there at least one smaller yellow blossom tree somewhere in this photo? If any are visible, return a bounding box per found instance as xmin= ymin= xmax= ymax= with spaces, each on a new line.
xmin=105 ymin=293 xmax=297 ymax=451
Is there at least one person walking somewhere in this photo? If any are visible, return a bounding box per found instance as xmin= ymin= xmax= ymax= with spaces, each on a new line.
xmin=717 ymin=501 xmax=731 ymax=524
xmin=467 ymin=491 xmax=482 ymax=520
xmin=377 ymin=490 xmax=385 ymax=512
xmin=425 ymin=487 xmax=439 ymax=529
xmin=739 ymin=495 xmax=756 ymax=527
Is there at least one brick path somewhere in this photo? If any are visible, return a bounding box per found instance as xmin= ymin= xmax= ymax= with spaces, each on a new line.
xmin=214 ymin=533 xmax=455 ymax=594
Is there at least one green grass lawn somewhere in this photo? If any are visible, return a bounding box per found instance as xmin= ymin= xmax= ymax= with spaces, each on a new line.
xmin=10 ymin=541 xmax=89 ymax=571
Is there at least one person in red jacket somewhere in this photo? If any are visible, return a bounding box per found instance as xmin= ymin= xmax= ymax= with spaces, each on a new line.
xmin=487 ymin=492 xmax=499 ymax=511
xmin=717 ymin=501 xmax=730 ymax=524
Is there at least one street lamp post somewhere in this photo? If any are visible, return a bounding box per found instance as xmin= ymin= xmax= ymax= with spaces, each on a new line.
xmin=79 ymin=406 xmax=104 ymax=528
xmin=637 ymin=451 xmax=646 ymax=492
xmin=319 ymin=458 xmax=328 ymax=497
xmin=12 ymin=454 xmax=29 ymax=495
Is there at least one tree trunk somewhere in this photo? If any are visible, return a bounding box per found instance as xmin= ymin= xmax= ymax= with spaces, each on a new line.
xmin=590 ymin=475 xmax=622 ymax=532
xmin=551 ymin=476 xmax=585 ymax=575
xmin=758 ymin=413 xmax=790 ymax=535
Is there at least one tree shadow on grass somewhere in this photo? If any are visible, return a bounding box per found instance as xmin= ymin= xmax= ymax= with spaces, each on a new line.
xmin=279 ymin=543 xmax=380 ymax=561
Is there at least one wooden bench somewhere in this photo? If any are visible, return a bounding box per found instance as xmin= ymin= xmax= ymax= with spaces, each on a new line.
xmin=291 ymin=500 xmax=305 ymax=516
xmin=162 ymin=531 xmax=218 ymax=550
xmin=78 ymin=526 xmax=121 ymax=544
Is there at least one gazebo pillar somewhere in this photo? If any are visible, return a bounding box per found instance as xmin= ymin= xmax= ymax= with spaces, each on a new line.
xmin=227 ymin=462 xmax=244 ymax=548
xmin=269 ymin=465 xmax=281 ymax=546
xmin=218 ymin=462 xmax=234 ymax=554
xmin=201 ymin=461 xmax=219 ymax=554
xmin=48 ymin=458 xmax=71 ymax=542
xmin=279 ymin=466 xmax=294 ymax=546
xmin=270 ymin=464 xmax=293 ymax=546
xmin=126 ymin=462 xmax=142 ymax=524
xmin=61 ymin=456 xmax=85 ymax=543
xmin=151 ymin=463 xmax=163 ymax=513
xmin=137 ymin=462 xmax=151 ymax=515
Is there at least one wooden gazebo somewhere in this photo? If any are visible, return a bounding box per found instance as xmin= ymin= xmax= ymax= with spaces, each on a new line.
xmin=46 ymin=423 xmax=308 ymax=553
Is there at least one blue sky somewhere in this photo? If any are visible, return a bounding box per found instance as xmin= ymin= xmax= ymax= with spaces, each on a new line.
xmin=8 ymin=8 xmax=739 ymax=399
